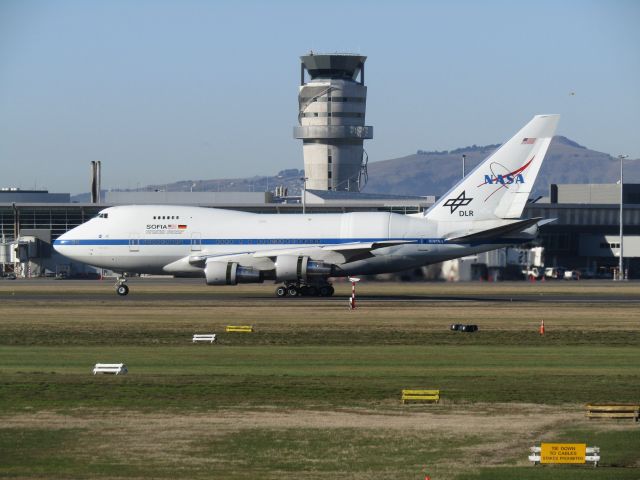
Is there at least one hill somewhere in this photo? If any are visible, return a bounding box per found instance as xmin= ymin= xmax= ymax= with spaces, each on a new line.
xmin=73 ymin=137 xmax=640 ymax=201
xmin=365 ymin=136 xmax=640 ymax=198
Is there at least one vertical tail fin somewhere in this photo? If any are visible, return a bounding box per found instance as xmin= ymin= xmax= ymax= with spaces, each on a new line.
xmin=425 ymin=114 xmax=559 ymax=221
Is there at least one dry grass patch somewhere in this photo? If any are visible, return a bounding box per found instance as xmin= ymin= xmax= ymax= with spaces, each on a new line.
xmin=0 ymin=404 xmax=599 ymax=479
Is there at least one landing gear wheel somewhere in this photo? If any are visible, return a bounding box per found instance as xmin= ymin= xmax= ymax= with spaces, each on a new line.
xmin=287 ymin=286 xmax=299 ymax=297
xmin=116 ymin=284 xmax=129 ymax=296
xmin=307 ymin=285 xmax=318 ymax=297
xmin=319 ymin=285 xmax=331 ymax=297
xmin=275 ymin=286 xmax=287 ymax=297
xmin=299 ymin=285 xmax=310 ymax=296
xmin=328 ymin=286 xmax=335 ymax=296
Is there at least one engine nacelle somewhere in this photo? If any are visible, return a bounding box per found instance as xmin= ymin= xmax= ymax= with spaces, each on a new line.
xmin=204 ymin=260 xmax=262 ymax=285
xmin=275 ymin=255 xmax=333 ymax=282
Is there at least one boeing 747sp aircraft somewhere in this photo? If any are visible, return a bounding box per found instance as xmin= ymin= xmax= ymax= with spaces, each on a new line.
xmin=54 ymin=114 xmax=559 ymax=297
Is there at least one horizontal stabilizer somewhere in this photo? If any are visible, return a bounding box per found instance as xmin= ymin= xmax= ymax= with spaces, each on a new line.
xmin=447 ymin=217 xmax=543 ymax=243
xmin=536 ymin=218 xmax=556 ymax=227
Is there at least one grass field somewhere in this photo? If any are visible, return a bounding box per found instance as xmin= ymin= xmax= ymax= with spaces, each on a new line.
xmin=0 ymin=279 xmax=639 ymax=479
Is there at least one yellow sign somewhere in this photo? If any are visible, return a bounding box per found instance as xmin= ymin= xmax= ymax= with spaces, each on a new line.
xmin=540 ymin=443 xmax=586 ymax=464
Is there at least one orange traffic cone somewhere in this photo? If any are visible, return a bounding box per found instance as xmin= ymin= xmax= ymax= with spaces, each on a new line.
xmin=539 ymin=319 xmax=545 ymax=335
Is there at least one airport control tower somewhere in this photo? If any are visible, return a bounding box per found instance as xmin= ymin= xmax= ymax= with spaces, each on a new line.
xmin=293 ymin=53 xmax=373 ymax=192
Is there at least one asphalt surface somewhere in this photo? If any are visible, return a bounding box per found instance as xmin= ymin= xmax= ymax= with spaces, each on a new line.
xmin=2 ymin=278 xmax=639 ymax=304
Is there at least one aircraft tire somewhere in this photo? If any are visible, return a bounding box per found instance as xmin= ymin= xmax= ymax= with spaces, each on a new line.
xmin=287 ymin=286 xmax=299 ymax=297
xmin=318 ymin=285 xmax=330 ymax=297
xmin=275 ymin=286 xmax=287 ymax=297
xmin=306 ymin=285 xmax=318 ymax=297
xmin=116 ymin=284 xmax=129 ymax=296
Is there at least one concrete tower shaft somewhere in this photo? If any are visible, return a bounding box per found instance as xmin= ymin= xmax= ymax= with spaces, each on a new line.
xmin=293 ymin=54 xmax=373 ymax=192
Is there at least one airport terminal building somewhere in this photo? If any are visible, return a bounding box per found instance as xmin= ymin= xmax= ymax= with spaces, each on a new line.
xmin=1 ymin=184 xmax=639 ymax=279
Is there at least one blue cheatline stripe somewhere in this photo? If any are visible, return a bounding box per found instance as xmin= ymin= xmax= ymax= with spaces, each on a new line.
xmin=53 ymin=237 xmax=528 ymax=247
xmin=54 ymin=237 xmax=429 ymax=246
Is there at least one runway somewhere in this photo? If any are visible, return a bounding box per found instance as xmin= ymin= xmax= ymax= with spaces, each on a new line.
xmin=2 ymin=278 xmax=639 ymax=304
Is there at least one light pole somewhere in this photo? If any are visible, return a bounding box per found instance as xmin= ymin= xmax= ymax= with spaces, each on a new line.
xmin=301 ymin=177 xmax=308 ymax=214
xmin=462 ymin=154 xmax=466 ymax=179
xmin=618 ymin=154 xmax=629 ymax=280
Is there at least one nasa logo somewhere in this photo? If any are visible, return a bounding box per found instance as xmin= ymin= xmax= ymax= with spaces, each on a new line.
xmin=483 ymin=174 xmax=525 ymax=185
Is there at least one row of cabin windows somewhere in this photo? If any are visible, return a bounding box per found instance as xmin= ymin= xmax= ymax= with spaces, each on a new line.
xmin=601 ymin=242 xmax=621 ymax=249
xmin=153 ymin=215 xmax=180 ymax=220
xmin=141 ymin=239 xmax=183 ymax=245
xmin=253 ymin=239 xmax=320 ymax=244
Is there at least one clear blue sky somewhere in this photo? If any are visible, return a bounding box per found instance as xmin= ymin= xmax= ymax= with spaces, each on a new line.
xmin=1 ymin=0 xmax=638 ymax=194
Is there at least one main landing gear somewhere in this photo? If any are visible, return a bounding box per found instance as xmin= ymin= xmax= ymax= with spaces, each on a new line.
xmin=115 ymin=275 xmax=129 ymax=296
xmin=275 ymin=282 xmax=335 ymax=298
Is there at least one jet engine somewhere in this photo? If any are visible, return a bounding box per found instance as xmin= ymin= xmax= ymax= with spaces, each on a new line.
xmin=204 ymin=260 xmax=262 ymax=285
xmin=275 ymin=255 xmax=333 ymax=282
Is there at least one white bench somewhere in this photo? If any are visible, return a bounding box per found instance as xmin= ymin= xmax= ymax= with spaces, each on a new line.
xmin=529 ymin=446 xmax=600 ymax=466
xmin=192 ymin=333 xmax=217 ymax=343
xmin=93 ymin=363 xmax=128 ymax=375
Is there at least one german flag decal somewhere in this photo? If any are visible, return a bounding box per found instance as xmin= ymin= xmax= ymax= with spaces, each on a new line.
xmin=178 ymin=225 xmax=187 ymax=230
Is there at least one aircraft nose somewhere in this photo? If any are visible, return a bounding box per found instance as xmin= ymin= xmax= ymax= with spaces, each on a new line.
xmin=53 ymin=229 xmax=78 ymax=258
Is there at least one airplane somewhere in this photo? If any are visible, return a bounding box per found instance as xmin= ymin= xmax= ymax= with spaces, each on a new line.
xmin=54 ymin=114 xmax=559 ymax=297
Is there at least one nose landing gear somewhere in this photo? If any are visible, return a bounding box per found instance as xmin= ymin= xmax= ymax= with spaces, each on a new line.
xmin=275 ymin=282 xmax=334 ymax=298
xmin=115 ymin=275 xmax=129 ymax=296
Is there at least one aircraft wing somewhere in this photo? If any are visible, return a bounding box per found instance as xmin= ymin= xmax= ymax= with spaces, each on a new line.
xmin=167 ymin=240 xmax=415 ymax=272
xmin=446 ymin=217 xmax=545 ymax=243
xmin=254 ymin=239 xmax=414 ymax=262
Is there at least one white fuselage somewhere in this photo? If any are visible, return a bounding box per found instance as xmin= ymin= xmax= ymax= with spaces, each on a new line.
xmin=53 ymin=205 xmax=525 ymax=277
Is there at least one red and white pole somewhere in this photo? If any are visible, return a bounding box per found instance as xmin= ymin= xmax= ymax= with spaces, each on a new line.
xmin=348 ymin=277 xmax=360 ymax=310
